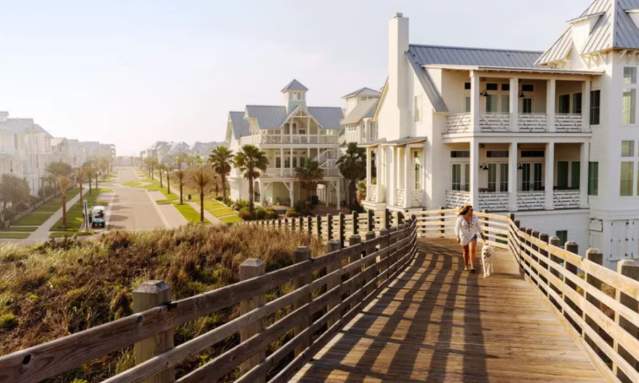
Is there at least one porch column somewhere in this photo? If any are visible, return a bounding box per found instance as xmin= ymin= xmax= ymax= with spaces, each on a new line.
xmin=336 ymin=181 xmax=341 ymax=209
xmin=470 ymin=71 xmax=481 ymax=133
xmin=404 ymin=146 xmax=412 ymax=208
xmin=582 ymin=80 xmax=591 ymax=131
xmin=509 ymin=142 xmax=518 ymax=211
xmin=259 ymin=181 xmax=266 ymax=204
xmin=376 ymin=147 xmax=382 ymax=202
xmin=545 ymin=142 xmax=555 ymax=210
xmin=510 ymin=78 xmax=519 ymax=132
xmin=580 ymin=142 xmax=589 ymax=208
xmin=389 ymin=146 xmax=396 ymax=206
xmin=280 ymin=147 xmax=284 ymax=176
xmin=289 ymin=182 xmax=294 ymax=207
xmin=289 ymin=147 xmax=293 ymax=175
xmin=470 ymin=140 xmax=480 ymax=208
xmin=547 ymin=79 xmax=556 ymax=132
xmin=366 ymin=147 xmax=372 ymax=198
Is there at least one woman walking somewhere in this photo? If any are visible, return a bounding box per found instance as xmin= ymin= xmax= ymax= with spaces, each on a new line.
xmin=454 ymin=205 xmax=484 ymax=272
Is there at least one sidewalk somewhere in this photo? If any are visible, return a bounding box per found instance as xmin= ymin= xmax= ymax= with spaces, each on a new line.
xmin=147 ymin=191 xmax=187 ymax=229
xmin=23 ymin=192 xmax=82 ymax=244
xmin=187 ymin=201 xmax=222 ymax=225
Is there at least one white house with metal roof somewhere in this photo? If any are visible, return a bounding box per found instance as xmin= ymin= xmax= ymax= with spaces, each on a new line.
xmin=340 ymin=87 xmax=381 ymax=145
xmin=226 ymin=80 xmax=343 ymax=208
xmin=366 ymin=0 xmax=639 ymax=268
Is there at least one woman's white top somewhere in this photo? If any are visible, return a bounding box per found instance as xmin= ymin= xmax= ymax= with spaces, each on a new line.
xmin=455 ymin=215 xmax=482 ymax=246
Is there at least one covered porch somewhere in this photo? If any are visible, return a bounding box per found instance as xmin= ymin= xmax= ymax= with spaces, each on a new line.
xmin=364 ymin=137 xmax=426 ymax=210
xmin=444 ymin=140 xmax=590 ymax=211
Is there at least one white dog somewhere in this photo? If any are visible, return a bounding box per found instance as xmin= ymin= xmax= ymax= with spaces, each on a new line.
xmin=480 ymin=242 xmax=494 ymax=278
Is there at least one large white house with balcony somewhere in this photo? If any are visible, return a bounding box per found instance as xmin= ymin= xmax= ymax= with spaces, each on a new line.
xmin=340 ymin=87 xmax=381 ymax=145
xmin=365 ymin=0 xmax=639 ymax=268
xmin=226 ymin=80 xmax=343 ymax=208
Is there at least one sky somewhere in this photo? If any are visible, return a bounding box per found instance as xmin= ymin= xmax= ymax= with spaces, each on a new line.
xmin=0 ymin=0 xmax=589 ymax=155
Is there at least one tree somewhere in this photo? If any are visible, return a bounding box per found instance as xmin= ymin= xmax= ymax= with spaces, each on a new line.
xmin=47 ymin=161 xmax=73 ymax=228
xmin=188 ymin=165 xmax=214 ymax=223
xmin=76 ymin=165 xmax=89 ymax=210
xmin=158 ymin=163 xmax=165 ymax=188
xmin=209 ymin=146 xmax=234 ymax=201
xmin=174 ymin=169 xmax=186 ymax=205
xmin=337 ymin=143 xmax=366 ymax=209
xmin=295 ymin=159 xmax=324 ymax=202
xmin=0 ymin=174 xmax=30 ymax=212
xmin=234 ymin=145 xmax=268 ymax=213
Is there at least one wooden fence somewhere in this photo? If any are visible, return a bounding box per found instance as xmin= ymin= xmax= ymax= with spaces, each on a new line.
xmin=0 ymin=217 xmax=418 ymax=383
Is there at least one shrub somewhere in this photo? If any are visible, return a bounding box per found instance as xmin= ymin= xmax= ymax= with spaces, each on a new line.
xmin=233 ymin=199 xmax=249 ymax=210
xmin=286 ymin=208 xmax=299 ymax=218
xmin=265 ymin=208 xmax=278 ymax=219
xmin=238 ymin=207 xmax=252 ymax=220
xmin=254 ymin=207 xmax=267 ymax=220
xmin=0 ymin=313 xmax=17 ymax=330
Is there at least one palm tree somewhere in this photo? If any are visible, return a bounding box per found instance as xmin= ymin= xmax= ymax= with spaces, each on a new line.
xmin=337 ymin=143 xmax=366 ymax=209
xmin=234 ymin=145 xmax=268 ymax=213
xmin=158 ymin=163 xmax=165 ymax=188
xmin=174 ymin=169 xmax=186 ymax=204
xmin=295 ymin=159 xmax=324 ymax=202
xmin=209 ymin=146 xmax=234 ymax=201
xmin=47 ymin=161 xmax=73 ymax=228
xmin=76 ymin=165 xmax=88 ymax=209
xmin=188 ymin=165 xmax=214 ymax=223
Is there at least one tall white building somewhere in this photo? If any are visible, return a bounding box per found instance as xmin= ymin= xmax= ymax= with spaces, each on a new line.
xmin=226 ymin=80 xmax=343 ymax=208
xmin=340 ymin=87 xmax=381 ymax=145
xmin=366 ymin=1 xmax=639 ymax=268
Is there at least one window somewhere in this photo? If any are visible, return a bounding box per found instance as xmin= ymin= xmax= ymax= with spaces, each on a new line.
xmin=623 ymin=89 xmax=636 ymax=124
xmin=521 ymin=163 xmax=531 ymax=191
xmin=486 ymin=95 xmax=498 ymax=112
xmin=558 ymin=94 xmax=571 ymax=113
xmin=500 ymin=95 xmax=510 ymax=113
xmin=533 ymin=163 xmax=543 ymax=191
xmin=452 ymin=164 xmax=462 ymax=191
xmin=500 ymin=163 xmax=508 ymax=192
xmin=588 ymin=162 xmax=598 ymax=196
xmin=571 ymin=161 xmax=580 ymax=189
xmin=622 ymin=140 xmax=635 ymax=157
xmin=464 ymin=82 xmax=471 ymax=90
xmin=572 ymin=93 xmax=582 ymax=114
xmin=488 ymin=164 xmax=497 ymax=192
xmin=464 ymin=164 xmax=470 ymax=191
xmin=521 ymin=150 xmax=545 ymax=158
xmin=557 ymin=161 xmax=569 ymax=189
xmin=486 ymin=83 xmax=498 ymax=91
xmin=556 ymin=230 xmax=568 ymax=246
xmin=414 ymin=151 xmax=422 ymax=190
xmin=625 ymin=67 xmax=637 ymax=85
xmin=451 ymin=150 xmax=470 ymax=158
xmin=590 ymin=90 xmax=601 ymax=125
xmin=620 ymin=161 xmax=634 ymax=196
xmin=501 ymin=84 xmax=510 ymax=91
xmin=465 ymin=97 xmax=471 ymax=113
xmin=275 ymin=157 xmax=281 ymax=168
xmin=522 ymin=84 xmax=534 ymax=92
xmin=486 ymin=150 xmax=508 ymax=158
xmin=521 ymin=98 xmax=533 ymax=114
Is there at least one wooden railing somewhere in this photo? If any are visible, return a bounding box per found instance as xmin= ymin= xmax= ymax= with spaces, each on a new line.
xmin=0 ymin=217 xmax=417 ymax=383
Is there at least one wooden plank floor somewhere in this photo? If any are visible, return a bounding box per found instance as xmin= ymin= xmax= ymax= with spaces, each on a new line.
xmin=293 ymin=238 xmax=604 ymax=383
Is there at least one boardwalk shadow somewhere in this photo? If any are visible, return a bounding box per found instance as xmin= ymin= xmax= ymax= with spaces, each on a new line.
xmin=296 ymin=238 xmax=488 ymax=382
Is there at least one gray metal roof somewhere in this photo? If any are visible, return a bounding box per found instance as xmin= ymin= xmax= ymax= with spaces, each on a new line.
xmin=307 ymin=107 xmax=344 ymax=130
xmin=406 ymin=51 xmax=448 ymax=113
xmin=229 ymin=111 xmax=251 ymax=138
xmin=245 ymin=105 xmax=288 ymax=130
xmin=341 ymin=98 xmax=378 ymax=125
xmin=281 ymin=79 xmax=308 ymax=93
xmin=538 ymin=0 xmax=639 ymax=65
xmin=0 ymin=118 xmax=48 ymax=136
xmin=408 ymin=45 xmax=542 ymax=68
xmin=342 ymin=87 xmax=381 ymax=99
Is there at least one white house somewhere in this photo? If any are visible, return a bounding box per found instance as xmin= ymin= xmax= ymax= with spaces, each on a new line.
xmin=340 ymin=87 xmax=381 ymax=145
xmin=226 ymin=80 xmax=343 ymax=208
xmin=366 ymin=1 xmax=639 ymax=269
xmin=0 ymin=112 xmax=54 ymax=196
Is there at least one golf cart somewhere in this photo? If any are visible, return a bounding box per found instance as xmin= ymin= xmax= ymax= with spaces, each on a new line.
xmin=90 ymin=205 xmax=106 ymax=228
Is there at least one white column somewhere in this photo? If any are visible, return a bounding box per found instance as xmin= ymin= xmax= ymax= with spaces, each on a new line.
xmin=404 ymin=146 xmax=411 ymax=208
xmin=289 ymin=147 xmax=293 ymax=175
xmin=336 ymin=181 xmax=341 ymax=209
xmin=376 ymin=147 xmax=382 ymax=202
xmin=547 ymin=79 xmax=556 ymax=132
xmin=366 ymin=147 xmax=372 ymax=198
xmin=280 ymin=147 xmax=284 ymax=176
xmin=289 ymin=182 xmax=294 ymax=207
xmin=470 ymin=140 xmax=480 ymax=208
xmin=470 ymin=71 xmax=481 ymax=133
xmin=389 ymin=146 xmax=396 ymax=206
xmin=509 ymin=141 xmax=518 ymax=211
xmin=582 ymin=80 xmax=591 ymax=132
xmin=510 ymin=78 xmax=519 ymax=132
xmin=580 ymin=142 xmax=589 ymax=208
xmin=307 ymin=116 xmax=310 ymax=144
xmin=259 ymin=181 xmax=265 ymax=204
xmin=545 ymin=142 xmax=555 ymax=210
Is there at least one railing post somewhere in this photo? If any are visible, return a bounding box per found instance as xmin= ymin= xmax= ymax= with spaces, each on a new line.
xmin=307 ymin=216 xmax=312 ymax=236
xmin=440 ymin=207 xmax=446 ymax=237
xmin=316 ymin=215 xmax=322 ymax=239
xmin=239 ymin=258 xmax=266 ymax=379
xmin=384 ymin=208 xmax=391 ymax=230
xmin=325 ymin=239 xmax=341 ymax=326
xmin=378 ymin=228 xmax=390 ymax=285
xmin=277 ymin=218 xmax=282 ymax=229
xmin=585 ymin=248 xmax=603 ymax=265
xmin=293 ymin=247 xmax=312 ymax=356
xmin=284 ymin=217 xmax=289 ymax=231
xmin=367 ymin=209 xmax=375 ymax=233
xmin=133 ymin=281 xmax=175 ymax=383
xmin=347 ymin=234 xmax=362 ymax=311
xmin=352 ymin=210 xmax=359 ymax=237
xmin=299 ymin=216 xmax=304 ymax=233
xmin=397 ymin=211 xmax=404 ymax=225
xmin=339 ymin=213 xmax=345 ymax=248
xmin=327 ymin=214 xmax=333 ymax=240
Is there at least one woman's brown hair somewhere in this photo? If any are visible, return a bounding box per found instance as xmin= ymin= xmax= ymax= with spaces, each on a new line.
xmin=458 ymin=204 xmax=473 ymax=216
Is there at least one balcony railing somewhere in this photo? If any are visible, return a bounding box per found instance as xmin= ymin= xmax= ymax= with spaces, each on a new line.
xmin=445 ymin=112 xmax=588 ymax=134
xmin=517 ymin=191 xmax=545 ymax=211
xmin=445 ymin=190 xmax=471 ymax=208
xmin=478 ymin=192 xmax=509 ymax=211
xmin=262 ymin=167 xmax=340 ymax=178
xmin=553 ymin=190 xmax=581 ymax=209
xmin=240 ymin=135 xmax=339 ymax=146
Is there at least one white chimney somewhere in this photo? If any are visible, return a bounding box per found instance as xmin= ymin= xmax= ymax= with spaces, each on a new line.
xmin=388 ymin=13 xmax=410 ymax=139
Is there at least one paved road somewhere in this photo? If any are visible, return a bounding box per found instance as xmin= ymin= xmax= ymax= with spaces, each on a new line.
xmin=107 ymin=167 xmax=168 ymax=231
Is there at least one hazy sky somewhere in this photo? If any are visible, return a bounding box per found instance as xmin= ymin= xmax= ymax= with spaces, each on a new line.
xmin=0 ymin=0 xmax=588 ymax=155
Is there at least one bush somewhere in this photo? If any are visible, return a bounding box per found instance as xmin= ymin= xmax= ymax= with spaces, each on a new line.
xmin=286 ymin=208 xmax=299 ymax=218
xmin=0 ymin=313 xmax=17 ymax=330
xmin=238 ymin=207 xmax=252 ymax=220
xmin=264 ymin=208 xmax=278 ymax=219
xmin=254 ymin=207 xmax=267 ymax=220
xmin=294 ymin=200 xmax=311 ymax=216
xmin=233 ymin=199 xmax=249 ymax=210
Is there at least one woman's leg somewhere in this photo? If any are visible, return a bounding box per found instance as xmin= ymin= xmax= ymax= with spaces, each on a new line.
xmin=462 ymin=244 xmax=470 ymax=269
xmin=469 ymin=239 xmax=478 ymax=270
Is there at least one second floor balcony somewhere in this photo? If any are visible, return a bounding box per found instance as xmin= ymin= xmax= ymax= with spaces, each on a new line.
xmin=240 ymin=134 xmax=338 ymax=146
xmin=447 ymin=112 xmax=585 ymax=134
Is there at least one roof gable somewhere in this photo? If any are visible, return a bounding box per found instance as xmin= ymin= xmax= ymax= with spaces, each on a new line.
xmin=281 ymin=79 xmax=308 ymax=93
xmin=307 ymin=107 xmax=343 ymax=130
xmin=342 ymin=87 xmax=381 ymax=99
xmin=341 ymin=98 xmax=379 ymax=125
xmin=229 ymin=111 xmax=250 ymax=138
xmin=245 ymin=105 xmax=288 ymax=129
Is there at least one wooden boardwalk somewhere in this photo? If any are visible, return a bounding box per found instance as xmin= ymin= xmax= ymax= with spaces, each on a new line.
xmin=293 ymin=238 xmax=604 ymax=383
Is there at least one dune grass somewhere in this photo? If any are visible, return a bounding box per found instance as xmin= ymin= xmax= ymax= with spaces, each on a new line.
xmin=0 ymin=224 xmax=321 ymax=381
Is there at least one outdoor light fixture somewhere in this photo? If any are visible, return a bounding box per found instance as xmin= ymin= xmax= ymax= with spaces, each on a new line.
xmin=480 ymin=91 xmax=489 ymax=97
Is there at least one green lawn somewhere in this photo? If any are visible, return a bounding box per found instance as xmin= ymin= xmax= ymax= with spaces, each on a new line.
xmin=134 ymin=178 xmax=208 ymax=224
xmin=8 ymin=188 xmax=80 ymax=230
xmin=50 ymin=188 xmax=109 ymax=233
xmin=203 ymin=199 xmax=242 ymax=224
xmin=0 ymin=232 xmax=30 ymax=239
